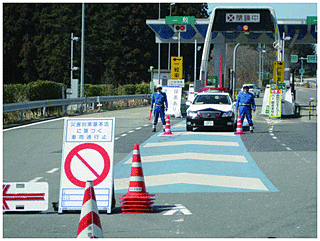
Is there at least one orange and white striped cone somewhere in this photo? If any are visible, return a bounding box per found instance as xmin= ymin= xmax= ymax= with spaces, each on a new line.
xmin=234 ymin=114 xmax=244 ymax=135
xmin=119 ymin=144 xmax=154 ymax=213
xmin=77 ymin=181 xmax=103 ymax=238
xmin=163 ymin=115 xmax=172 ymax=135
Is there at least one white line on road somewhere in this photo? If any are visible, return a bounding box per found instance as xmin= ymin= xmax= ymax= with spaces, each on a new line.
xmin=163 ymin=204 xmax=192 ymax=216
xmin=135 ymin=127 xmax=142 ymax=130
xmin=115 ymin=173 xmax=268 ymax=191
xmin=29 ymin=177 xmax=43 ymax=183
xmin=46 ymin=168 xmax=59 ymax=173
xmin=121 ymin=134 xmax=127 ymax=137
xmin=124 ymin=153 xmax=248 ymax=164
xmin=144 ymin=140 xmax=239 ymax=147
xmin=3 ymin=117 xmax=64 ymax=132
xmin=128 ymin=130 xmax=134 ymax=133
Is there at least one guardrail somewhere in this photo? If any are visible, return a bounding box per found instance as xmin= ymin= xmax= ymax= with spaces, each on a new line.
xmin=3 ymin=94 xmax=151 ymax=122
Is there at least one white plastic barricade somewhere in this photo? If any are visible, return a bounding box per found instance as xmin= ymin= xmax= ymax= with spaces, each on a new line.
xmin=3 ymin=182 xmax=48 ymax=212
xmin=162 ymin=86 xmax=182 ymax=117
xmin=58 ymin=118 xmax=115 ymax=213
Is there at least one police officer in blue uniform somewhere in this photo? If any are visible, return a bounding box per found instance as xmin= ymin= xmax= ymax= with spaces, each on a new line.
xmin=151 ymin=85 xmax=168 ymax=132
xmin=235 ymin=85 xmax=256 ymax=133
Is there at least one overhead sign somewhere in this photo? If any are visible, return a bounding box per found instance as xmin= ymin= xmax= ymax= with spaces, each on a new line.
xmin=3 ymin=182 xmax=48 ymax=212
xmin=226 ymin=13 xmax=260 ymax=22
xmin=269 ymin=89 xmax=282 ymax=118
xmin=273 ymin=61 xmax=285 ymax=83
xmin=58 ymin=118 xmax=115 ymax=213
xmin=290 ymin=55 xmax=298 ymax=63
xmin=165 ymin=16 xmax=195 ymax=25
xmin=162 ymin=86 xmax=182 ymax=117
xmin=307 ymin=55 xmax=317 ymax=63
xmin=212 ymin=8 xmax=275 ymax=32
xmin=306 ymin=16 xmax=317 ymax=24
xmin=171 ymin=56 xmax=183 ymax=79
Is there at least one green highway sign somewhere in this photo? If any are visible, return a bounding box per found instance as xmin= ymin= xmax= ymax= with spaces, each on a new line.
xmin=307 ymin=55 xmax=317 ymax=63
xmin=306 ymin=16 xmax=317 ymax=24
xmin=290 ymin=55 xmax=298 ymax=63
xmin=165 ymin=16 xmax=195 ymax=25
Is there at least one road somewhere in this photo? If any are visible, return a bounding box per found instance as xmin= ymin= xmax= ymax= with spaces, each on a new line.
xmin=3 ymin=85 xmax=317 ymax=238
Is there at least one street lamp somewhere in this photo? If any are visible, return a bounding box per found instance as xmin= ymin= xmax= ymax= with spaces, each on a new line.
xmin=70 ymin=33 xmax=79 ymax=93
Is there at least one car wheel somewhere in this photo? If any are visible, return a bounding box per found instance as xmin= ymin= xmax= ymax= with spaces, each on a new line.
xmin=186 ymin=125 xmax=193 ymax=131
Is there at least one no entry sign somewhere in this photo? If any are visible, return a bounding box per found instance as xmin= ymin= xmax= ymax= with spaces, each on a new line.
xmin=58 ymin=118 xmax=115 ymax=213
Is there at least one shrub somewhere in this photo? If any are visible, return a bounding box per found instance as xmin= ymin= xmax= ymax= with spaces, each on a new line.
xmin=27 ymin=80 xmax=65 ymax=101
xmin=3 ymin=84 xmax=28 ymax=104
xmin=117 ymin=84 xmax=136 ymax=95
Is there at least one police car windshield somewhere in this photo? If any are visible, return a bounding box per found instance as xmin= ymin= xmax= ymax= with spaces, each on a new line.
xmin=194 ymin=95 xmax=230 ymax=105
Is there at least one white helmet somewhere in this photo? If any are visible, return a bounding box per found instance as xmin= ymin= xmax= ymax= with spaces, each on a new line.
xmin=156 ymin=85 xmax=162 ymax=89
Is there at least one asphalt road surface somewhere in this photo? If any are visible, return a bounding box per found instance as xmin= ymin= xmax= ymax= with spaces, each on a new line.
xmin=3 ymin=85 xmax=317 ymax=238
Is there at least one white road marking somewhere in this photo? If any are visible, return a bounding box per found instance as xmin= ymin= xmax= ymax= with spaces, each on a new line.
xmin=115 ymin=173 xmax=268 ymax=191
xmin=115 ymin=137 xmax=120 ymax=140
xmin=143 ymin=124 xmax=149 ymax=127
xmin=158 ymin=131 xmax=235 ymax=137
xmin=29 ymin=177 xmax=43 ymax=183
xmin=144 ymin=140 xmax=239 ymax=147
xmin=46 ymin=168 xmax=59 ymax=173
xmin=124 ymin=153 xmax=248 ymax=164
xmin=163 ymin=204 xmax=192 ymax=216
xmin=128 ymin=130 xmax=134 ymax=133
xmin=272 ymin=137 xmax=278 ymax=139
xmin=135 ymin=127 xmax=142 ymax=130
xmin=286 ymin=147 xmax=292 ymax=151
xmin=3 ymin=117 xmax=64 ymax=132
xmin=121 ymin=134 xmax=127 ymax=137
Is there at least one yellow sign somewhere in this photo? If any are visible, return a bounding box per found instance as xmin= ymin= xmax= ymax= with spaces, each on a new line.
xmin=272 ymin=61 xmax=285 ymax=83
xmin=171 ymin=56 xmax=183 ymax=79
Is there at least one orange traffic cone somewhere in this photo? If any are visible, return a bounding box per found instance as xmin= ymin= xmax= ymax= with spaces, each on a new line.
xmin=119 ymin=144 xmax=154 ymax=213
xmin=234 ymin=114 xmax=244 ymax=135
xmin=77 ymin=181 xmax=103 ymax=238
xmin=163 ymin=115 xmax=172 ymax=135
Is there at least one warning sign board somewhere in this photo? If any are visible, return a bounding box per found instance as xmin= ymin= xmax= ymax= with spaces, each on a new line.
xmin=272 ymin=61 xmax=285 ymax=83
xmin=3 ymin=182 xmax=48 ymax=212
xmin=269 ymin=89 xmax=282 ymax=118
xmin=163 ymin=86 xmax=182 ymax=117
xmin=58 ymin=118 xmax=115 ymax=213
xmin=171 ymin=56 xmax=183 ymax=79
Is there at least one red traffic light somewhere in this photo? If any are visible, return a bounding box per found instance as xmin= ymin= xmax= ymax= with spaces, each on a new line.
xmin=174 ymin=25 xmax=187 ymax=32
xmin=242 ymin=25 xmax=249 ymax=31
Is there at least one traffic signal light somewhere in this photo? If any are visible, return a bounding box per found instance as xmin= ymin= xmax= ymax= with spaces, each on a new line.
xmin=236 ymin=24 xmax=249 ymax=31
xmin=174 ymin=25 xmax=187 ymax=32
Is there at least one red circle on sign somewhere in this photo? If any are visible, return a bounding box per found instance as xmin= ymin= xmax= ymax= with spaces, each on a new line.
xmin=64 ymin=143 xmax=110 ymax=188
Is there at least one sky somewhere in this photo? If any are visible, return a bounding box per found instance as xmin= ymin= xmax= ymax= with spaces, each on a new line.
xmin=207 ymin=1 xmax=317 ymax=19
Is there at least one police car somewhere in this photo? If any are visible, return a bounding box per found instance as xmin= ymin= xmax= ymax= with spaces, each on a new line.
xmin=186 ymin=92 xmax=236 ymax=131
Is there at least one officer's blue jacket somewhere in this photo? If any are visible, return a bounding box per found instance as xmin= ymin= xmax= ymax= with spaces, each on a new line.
xmin=151 ymin=92 xmax=168 ymax=109
xmin=235 ymin=91 xmax=256 ymax=111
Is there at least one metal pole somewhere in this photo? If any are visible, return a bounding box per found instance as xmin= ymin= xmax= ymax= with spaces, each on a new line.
xmin=158 ymin=43 xmax=161 ymax=85
xmin=80 ymin=3 xmax=85 ymax=98
xmin=232 ymin=43 xmax=241 ymax=100
xmin=194 ymin=39 xmax=197 ymax=82
xmin=70 ymin=33 xmax=74 ymax=84
xmin=258 ymin=43 xmax=261 ymax=81
xmin=178 ymin=32 xmax=181 ymax=57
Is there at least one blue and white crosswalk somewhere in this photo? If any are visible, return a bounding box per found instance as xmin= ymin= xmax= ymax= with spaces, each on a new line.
xmin=114 ymin=121 xmax=278 ymax=193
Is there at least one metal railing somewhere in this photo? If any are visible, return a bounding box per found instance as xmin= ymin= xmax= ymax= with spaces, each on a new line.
xmin=309 ymin=98 xmax=317 ymax=120
xmin=3 ymin=94 xmax=151 ymax=121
